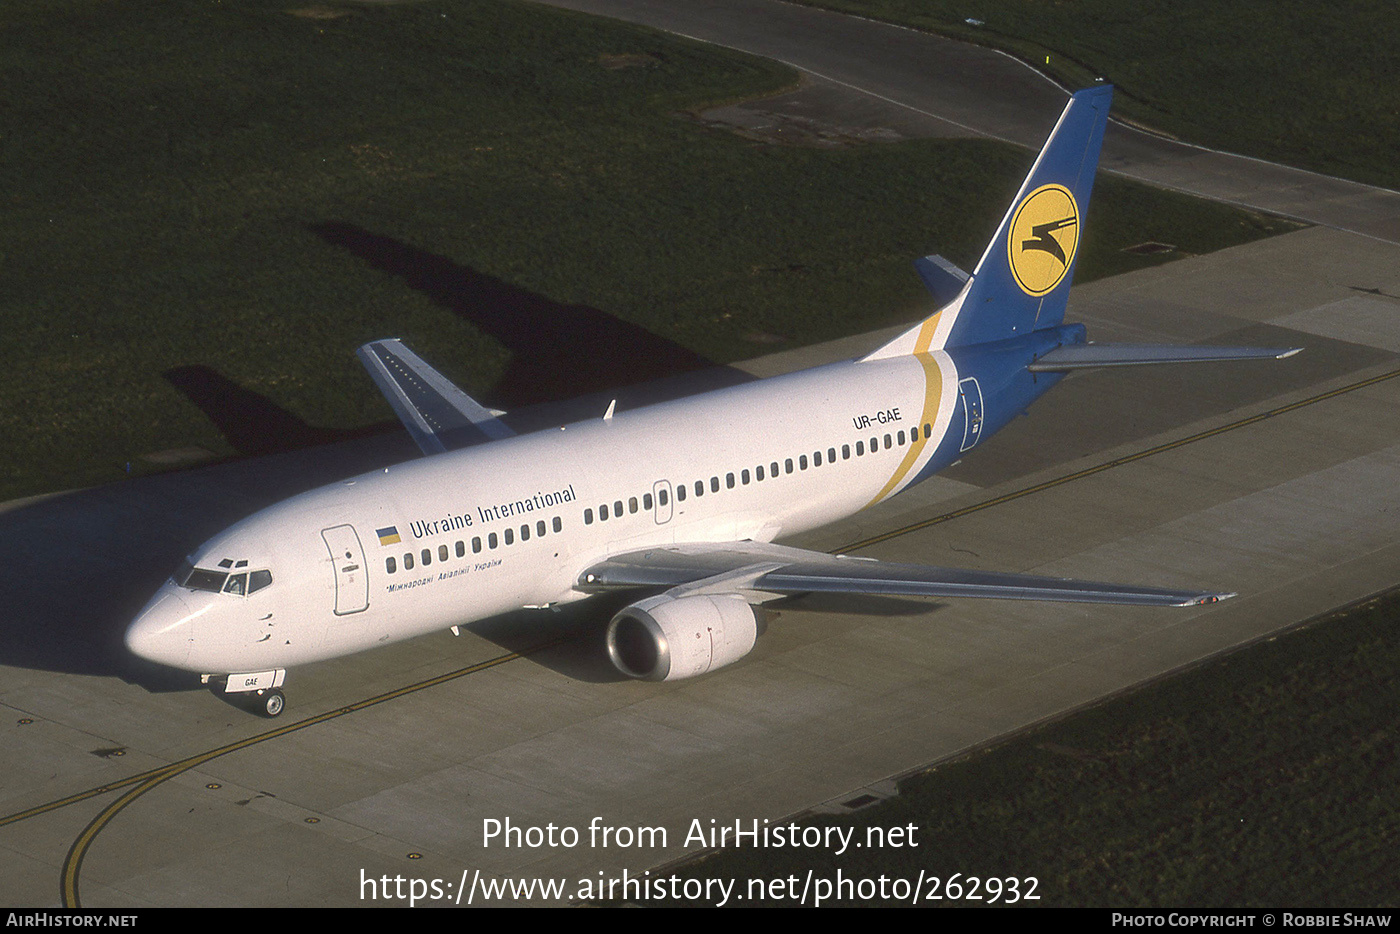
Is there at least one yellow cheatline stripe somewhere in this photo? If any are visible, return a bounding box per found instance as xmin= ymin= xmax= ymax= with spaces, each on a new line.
xmin=864 ymin=352 xmax=945 ymax=508
xmin=913 ymin=310 xmax=942 ymax=354
xmin=36 ymin=641 xmax=563 ymax=908
xmin=839 ymin=366 xmax=1400 ymax=555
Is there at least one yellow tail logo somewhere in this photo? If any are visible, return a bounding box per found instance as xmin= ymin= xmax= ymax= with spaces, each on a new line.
xmin=1008 ymin=184 xmax=1079 ymax=296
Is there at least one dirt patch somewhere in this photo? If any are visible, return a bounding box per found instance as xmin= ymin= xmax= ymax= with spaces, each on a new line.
xmin=598 ymin=52 xmax=663 ymax=70
xmin=287 ymin=6 xmax=351 ymax=19
xmin=695 ymin=107 xmax=904 ymax=149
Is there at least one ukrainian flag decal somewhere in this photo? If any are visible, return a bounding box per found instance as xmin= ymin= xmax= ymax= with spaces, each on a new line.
xmin=1007 ymin=184 xmax=1079 ymax=297
xmin=377 ymin=526 xmax=401 ymax=546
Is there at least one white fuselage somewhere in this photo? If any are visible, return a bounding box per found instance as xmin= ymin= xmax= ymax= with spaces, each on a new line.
xmin=125 ymin=350 xmax=969 ymax=676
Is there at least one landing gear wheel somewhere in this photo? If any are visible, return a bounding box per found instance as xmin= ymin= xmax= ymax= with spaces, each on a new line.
xmin=258 ymin=688 xmax=285 ymax=718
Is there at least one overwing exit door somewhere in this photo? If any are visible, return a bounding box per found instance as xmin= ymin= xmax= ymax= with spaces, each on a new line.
xmin=653 ymin=480 xmax=673 ymax=524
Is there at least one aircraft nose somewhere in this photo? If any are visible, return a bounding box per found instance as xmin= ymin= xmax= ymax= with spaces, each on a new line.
xmin=125 ymin=591 xmax=195 ymax=669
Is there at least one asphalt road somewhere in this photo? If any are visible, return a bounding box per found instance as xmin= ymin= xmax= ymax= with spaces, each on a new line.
xmin=535 ymin=0 xmax=1400 ymax=243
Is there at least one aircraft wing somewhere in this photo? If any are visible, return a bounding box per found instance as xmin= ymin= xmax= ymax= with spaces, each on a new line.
xmin=1029 ymin=343 xmax=1301 ymax=371
xmin=357 ymin=339 xmax=514 ymax=455
xmin=576 ymin=541 xmax=1232 ymax=607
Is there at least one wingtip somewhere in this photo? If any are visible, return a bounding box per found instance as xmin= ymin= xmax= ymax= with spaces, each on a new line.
xmin=1183 ymin=591 xmax=1237 ymax=606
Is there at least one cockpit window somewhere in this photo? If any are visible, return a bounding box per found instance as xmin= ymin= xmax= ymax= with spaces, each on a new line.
xmin=174 ymin=561 xmax=229 ymax=593
xmin=174 ymin=560 xmax=270 ymax=595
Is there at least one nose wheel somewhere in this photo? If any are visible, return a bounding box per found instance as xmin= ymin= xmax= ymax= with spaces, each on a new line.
xmin=257 ymin=688 xmax=286 ymax=718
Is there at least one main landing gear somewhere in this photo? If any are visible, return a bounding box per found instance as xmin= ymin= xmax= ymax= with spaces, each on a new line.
xmin=208 ymin=669 xmax=288 ymax=717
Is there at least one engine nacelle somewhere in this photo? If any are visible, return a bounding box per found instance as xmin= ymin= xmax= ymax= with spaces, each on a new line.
xmin=606 ymin=593 xmax=761 ymax=682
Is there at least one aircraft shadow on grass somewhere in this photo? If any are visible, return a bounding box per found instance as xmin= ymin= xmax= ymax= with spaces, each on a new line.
xmin=310 ymin=221 xmax=755 ymax=417
xmin=162 ymin=364 xmax=384 ymax=457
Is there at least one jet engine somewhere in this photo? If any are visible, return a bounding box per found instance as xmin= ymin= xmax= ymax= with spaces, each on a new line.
xmin=606 ymin=593 xmax=762 ymax=682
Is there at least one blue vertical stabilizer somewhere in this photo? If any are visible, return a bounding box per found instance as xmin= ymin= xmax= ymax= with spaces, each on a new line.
xmin=864 ymin=86 xmax=1112 ymax=360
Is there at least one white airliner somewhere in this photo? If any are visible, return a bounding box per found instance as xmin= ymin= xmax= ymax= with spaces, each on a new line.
xmin=125 ymin=87 xmax=1297 ymax=717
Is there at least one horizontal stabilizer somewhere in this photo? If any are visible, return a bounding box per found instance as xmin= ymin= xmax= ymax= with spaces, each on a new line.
xmin=913 ymin=254 xmax=971 ymax=307
xmin=578 ymin=541 xmax=1232 ymax=608
xmin=357 ymin=339 xmax=514 ymax=455
xmin=1029 ymin=343 xmax=1302 ymax=372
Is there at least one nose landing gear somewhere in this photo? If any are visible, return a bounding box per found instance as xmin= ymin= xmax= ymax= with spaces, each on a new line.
xmin=256 ymin=688 xmax=286 ymax=718
xmin=210 ymin=669 xmax=288 ymax=717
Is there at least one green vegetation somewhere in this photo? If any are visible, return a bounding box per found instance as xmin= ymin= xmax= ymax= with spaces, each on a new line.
xmin=660 ymin=590 xmax=1400 ymax=906
xmin=0 ymin=0 xmax=1295 ymax=500
xmin=792 ymin=0 xmax=1400 ymax=190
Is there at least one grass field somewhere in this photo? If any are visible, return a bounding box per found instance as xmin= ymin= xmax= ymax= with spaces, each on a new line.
xmin=0 ymin=0 xmax=1295 ymax=502
xmin=792 ymin=0 xmax=1400 ymax=191
xmin=652 ymin=588 xmax=1400 ymax=907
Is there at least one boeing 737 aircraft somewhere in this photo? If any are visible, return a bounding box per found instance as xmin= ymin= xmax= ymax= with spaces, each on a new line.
xmin=125 ymin=87 xmax=1297 ymax=716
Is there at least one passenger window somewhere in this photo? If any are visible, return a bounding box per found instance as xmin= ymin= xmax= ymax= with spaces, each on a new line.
xmin=537 ymin=520 xmax=546 ymax=537
xmin=829 ymin=447 xmax=836 ymax=462
xmin=842 ymin=444 xmax=850 ymax=460
xmin=614 ymin=500 xmax=624 ymax=517
xmin=726 ymin=473 xmax=735 ymax=489
xmin=694 ymin=480 xmax=703 ymax=497
xmin=585 ymin=507 xmax=594 ymax=525
xmin=800 ymin=455 xmax=808 ymax=470
xmin=422 ymin=549 xmax=431 ymax=566
xmin=456 ymin=541 xmax=465 ymax=558
xmin=385 ymin=557 xmax=396 ymax=574
xmin=771 ymin=461 xmax=779 ymax=477
xmin=898 ymin=430 xmax=906 ymax=445
xmin=742 ymin=469 xmax=750 ymax=485
xmin=710 ymin=477 xmax=719 ymax=493
xmin=643 ymin=493 xmax=653 ymax=510
xmin=473 ymin=537 xmax=482 ymax=553
xmin=404 ymin=552 xmax=414 ymax=570
xmin=924 ymin=423 xmax=932 ymax=439
xmin=813 ymin=451 xmax=822 ymax=467
xmin=249 ymin=569 xmax=273 ymax=593
xmin=785 ymin=458 xmax=793 ymax=474
xmin=520 ymin=524 xmax=529 ymax=541
xmin=223 ymin=573 xmax=247 ymax=596
xmin=677 ymin=485 xmax=686 ymax=502
xmin=659 ymin=489 xmax=668 ymax=506
xmin=439 ymin=544 xmax=449 ymax=562
xmin=756 ymin=465 xmax=765 ymax=481
xmin=600 ymin=504 xmax=609 ymax=520
xmin=629 ymin=497 xmax=638 ymax=514
xmin=488 ymin=533 xmax=498 ymax=549
xmin=884 ymin=434 xmax=892 ymax=449
xmin=856 ymin=440 xmax=865 ymax=456
xmin=504 ymin=528 xmax=514 ymax=546
xmin=553 ymin=516 xmax=562 ymax=533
